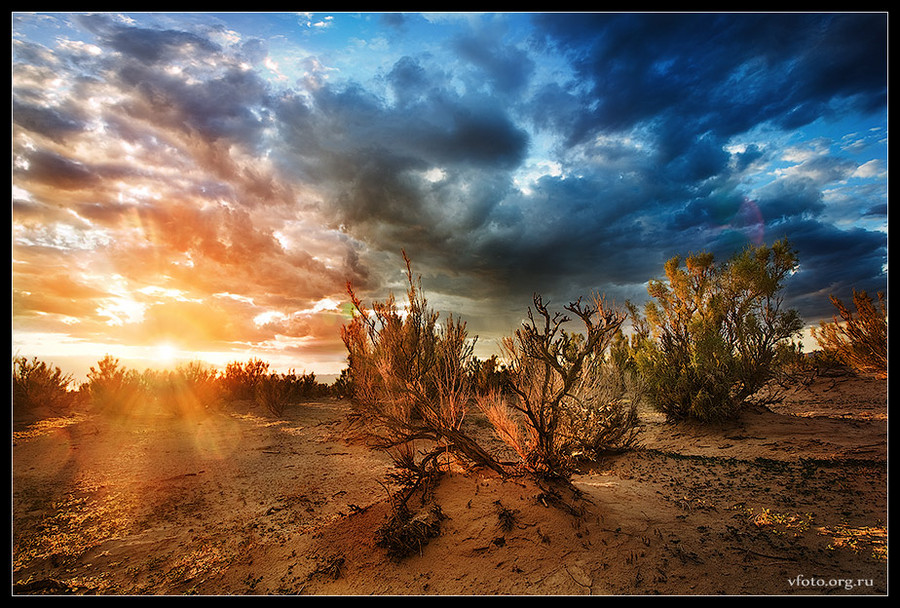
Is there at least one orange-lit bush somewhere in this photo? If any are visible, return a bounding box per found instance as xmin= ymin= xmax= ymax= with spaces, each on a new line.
xmin=12 ymin=356 xmax=78 ymax=414
xmin=476 ymin=293 xmax=633 ymax=480
xmin=813 ymin=290 xmax=887 ymax=379
xmin=84 ymin=355 xmax=145 ymax=416
xmin=220 ymin=358 xmax=270 ymax=401
xmin=161 ymin=361 xmax=223 ymax=418
xmin=254 ymin=373 xmax=290 ymax=417
xmin=341 ymin=252 xmax=505 ymax=498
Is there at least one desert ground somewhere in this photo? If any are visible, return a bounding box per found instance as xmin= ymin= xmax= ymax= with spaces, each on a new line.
xmin=12 ymin=373 xmax=887 ymax=596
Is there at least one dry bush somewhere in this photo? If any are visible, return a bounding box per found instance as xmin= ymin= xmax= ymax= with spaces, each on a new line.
xmin=84 ymin=355 xmax=146 ymax=416
xmin=477 ymin=293 xmax=632 ymax=480
xmin=813 ymin=290 xmax=887 ymax=379
xmin=12 ymin=356 xmax=78 ymax=414
xmin=220 ymin=358 xmax=270 ymax=401
xmin=560 ymin=354 xmax=642 ymax=458
xmin=246 ymin=368 xmax=330 ymax=416
xmin=254 ymin=373 xmax=290 ymax=417
xmin=468 ymin=355 xmax=511 ymax=396
xmin=375 ymin=495 xmax=446 ymax=562
xmin=341 ymin=252 xmax=505 ymax=505
xmin=161 ymin=362 xmax=222 ymax=418
xmin=281 ymin=369 xmax=328 ymax=402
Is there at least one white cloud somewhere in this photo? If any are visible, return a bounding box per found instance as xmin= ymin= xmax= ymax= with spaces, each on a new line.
xmin=853 ymin=159 xmax=886 ymax=179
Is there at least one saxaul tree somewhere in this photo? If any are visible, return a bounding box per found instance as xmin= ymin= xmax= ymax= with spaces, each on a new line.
xmin=813 ymin=289 xmax=887 ymax=379
xmin=478 ymin=293 xmax=629 ymax=480
xmin=341 ymin=252 xmax=505 ymax=504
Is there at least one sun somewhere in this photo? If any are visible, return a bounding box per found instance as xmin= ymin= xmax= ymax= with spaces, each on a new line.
xmin=153 ymin=342 xmax=179 ymax=364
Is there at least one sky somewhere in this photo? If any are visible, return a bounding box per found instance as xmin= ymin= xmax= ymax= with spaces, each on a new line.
xmin=12 ymin=12 xmax=888 ymax=381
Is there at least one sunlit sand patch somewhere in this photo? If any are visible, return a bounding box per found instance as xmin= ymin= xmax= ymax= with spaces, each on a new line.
xmin=13 ymin=412 xmax=88 ymax=442
xmin=229 ymin=412 xmax=306 ymax=435
xmin=14 ymin=474 xmax=140 ymax=570
xmin=185 ymin=416 xmax=244 ymax=461
xmin=790 ymin=410 xmax=887 ymax=421
xmin=575 ymin=480 xmax=619 ymax=489
xmin=818 ymin=524 xmax=888 ymax=560
xmin=230 ymin=412 xmax=288 ymax=428
xmin=164 ymin=543 xmax=233 ymax=586
xmin=748 ymin=507 xmax=814 ymax=536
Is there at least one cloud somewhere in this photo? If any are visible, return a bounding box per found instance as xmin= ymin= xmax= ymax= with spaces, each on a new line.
xmin=11 ymin=12 xmax=888 ymax=372
xmin=532 ymin=13 xmax=887 ymax=144
xmin=451 ymin=25 xmax=535 ymax=96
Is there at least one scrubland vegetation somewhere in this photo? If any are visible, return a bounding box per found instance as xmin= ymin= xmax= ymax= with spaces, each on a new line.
xmin=338 ymin=241 xmax=875 ymax=482
xmin=13 ymin=240 xmax=887 ymax=479
xmin=12 ymin=240 xmax=888 ymax=573
xmin=331 ymin=243 xmax=885 ymax=558
xmin=12 ymin=353 xmax=333 ymax=421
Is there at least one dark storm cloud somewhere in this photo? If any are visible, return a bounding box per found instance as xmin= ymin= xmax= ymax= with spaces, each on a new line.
xmin=451 ymin=27 xmax=535 ymax=96
xmin=17 ymin=148 xmax=100 ymax=190
xmin=12 ymin=100 xmax=86 ymax=139
xmin=531 ymin=13 xmax=886 ymax=143
xmin=273 ymin=56 xmax=529 ymax=253
xmin=386 ymin=56 xmax=430 ymax=104
xmin=62 ymin=14 xmax=273 ymax=152
xmin=479 ymin=12 xmax=888 ymax=314
xmin=113 ymin=61 xmax=272 ymax=146
xmin=777 ymin=219 xmax=888 ymax=319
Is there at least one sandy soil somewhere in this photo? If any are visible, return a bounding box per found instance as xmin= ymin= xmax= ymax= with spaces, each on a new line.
xmin=12 ymin=374 xmax=887 ymax=596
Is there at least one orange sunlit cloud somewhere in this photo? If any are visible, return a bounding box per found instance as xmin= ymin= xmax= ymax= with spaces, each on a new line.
xmin=12 ymin=59 xmax=361 ymax=378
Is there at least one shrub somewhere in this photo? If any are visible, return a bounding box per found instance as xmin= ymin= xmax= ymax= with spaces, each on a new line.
xmin=221 ymin=358 xmax=270 ymax=401
xmin=85 ymin=355 xmax=145 ymax=415
xmin=12 ymin=356 xmax=77 ymax=414
xmin=341 ymin=251 xmax=505 ymax=502
xmin=813 ymin=290 xmax=887 ymax=379
xmin=559 ymin=348 xmax=643 ymax=458
xmin=281 ymin=369 xmax=328 ymax=402
xmin=467 ymin=355 xmax=512 ymax=396
xmin=476 ymin=293 xmax=633 ymax=480
xmin=254 ymin=373 xmax=291 ymax=417
xmin=330 ymin=367 xmax=354 ymax=399
xmin=634 ymin=239 xmax=804 ymax=422
xmin=161 ymin=361 xmax=222 ymax=418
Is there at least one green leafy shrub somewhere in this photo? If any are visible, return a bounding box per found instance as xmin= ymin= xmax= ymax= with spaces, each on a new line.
xmin=633 ymin=239 xmax=804 ymax=422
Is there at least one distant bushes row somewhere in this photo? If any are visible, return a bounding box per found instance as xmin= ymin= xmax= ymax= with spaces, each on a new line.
xmin=12 ymin=354 xmax=335 ymax=419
